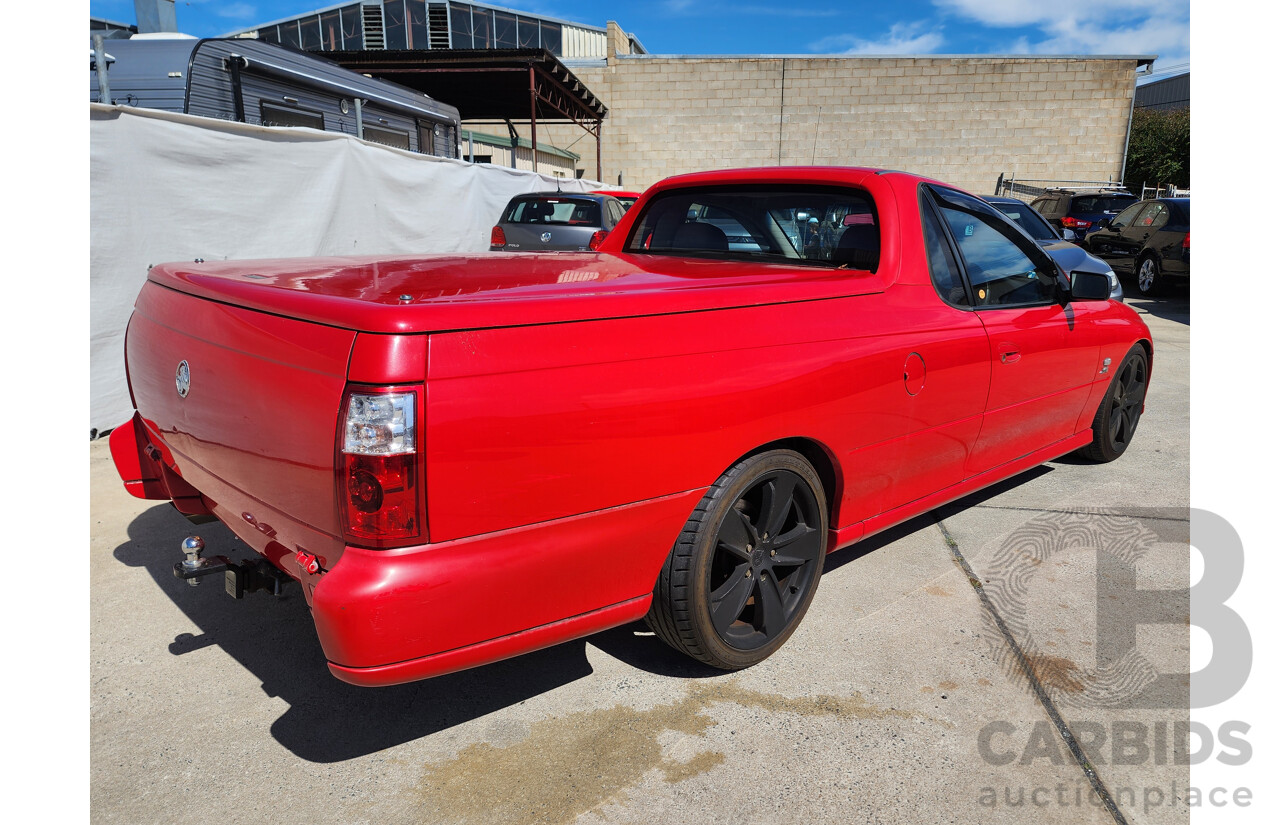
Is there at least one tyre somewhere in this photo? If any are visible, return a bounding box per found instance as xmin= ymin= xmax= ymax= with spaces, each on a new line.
xmin=1136 ymin=255 xmax=1163 ymax=296
xmin=645 ymin=449 xmax=827 ymax=670
xmin=1078 ymin=344 xmax=1149 ymax=463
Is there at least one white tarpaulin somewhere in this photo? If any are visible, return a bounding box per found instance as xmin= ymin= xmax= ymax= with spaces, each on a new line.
xmin=90 ymin=103 xmax=607 ymax=435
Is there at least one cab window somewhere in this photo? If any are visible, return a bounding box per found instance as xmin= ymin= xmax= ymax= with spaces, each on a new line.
xmin=624 ymin=185 xmax=879 ymax=269
xmin=929 ymin=187 xmax=1059 ymax=307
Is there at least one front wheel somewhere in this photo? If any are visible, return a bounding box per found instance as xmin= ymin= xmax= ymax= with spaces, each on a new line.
xmin=646 ymin=450 xmax=828 ymax=670
xmin=1078 ymin=344 xmax=1149 ymax=463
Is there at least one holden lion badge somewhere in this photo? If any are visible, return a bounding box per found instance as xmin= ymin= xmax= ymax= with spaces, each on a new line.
xmin=175 ymin=360 xmax=191 ymax=398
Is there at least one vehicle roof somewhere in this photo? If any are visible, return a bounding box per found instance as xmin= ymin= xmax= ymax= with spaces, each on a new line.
xmin=650 ymin=166 xmax=903 ymax=189
xmin=1039 ymin=188 xmax=1136 ymax=197
xmin=508 ymin=191 xmax=619 ymax=202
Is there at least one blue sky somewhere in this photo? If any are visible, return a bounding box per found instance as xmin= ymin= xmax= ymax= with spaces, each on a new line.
xmin=89 ymin=0 xmax=1190 ymax=80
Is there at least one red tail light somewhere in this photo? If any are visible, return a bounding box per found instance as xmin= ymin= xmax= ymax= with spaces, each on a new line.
xmin=490 ymin=226 xmax=506 ymax=248
xmin=589 ymin=229 xmax=608 ymax=251
xmin=337 ymin=387 xmax=424 ymax=547
xmin=1182 ymin=233 xmax=1190 ymax=250
xmin=1061 ymin=216 xmax=1093 ymax=229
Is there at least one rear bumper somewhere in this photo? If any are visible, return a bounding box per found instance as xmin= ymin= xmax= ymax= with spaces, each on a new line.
xmin=328 ymin=596 xmax=651 ymax=686
xmin=310 ymin=488 xmax=704 ymax=686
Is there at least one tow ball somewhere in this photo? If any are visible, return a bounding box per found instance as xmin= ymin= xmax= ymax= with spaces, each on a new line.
xmin=173 ymin=536 xmax=291 ymax=599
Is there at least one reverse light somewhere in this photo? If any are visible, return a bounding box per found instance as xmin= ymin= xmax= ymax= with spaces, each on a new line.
xmin=338 ymin=389 xmax=422 ymax=546
xmin=490 ymin=226 xmax=507 ymax=248
xmin=588 ymin=229 xmax=608 ymax=251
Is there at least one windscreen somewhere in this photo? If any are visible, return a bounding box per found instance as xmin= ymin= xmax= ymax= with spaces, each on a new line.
xmin=624 ymin=185 xmax=879 ymax=269
xmin=504 ymin=197 xmax=601 ymax=226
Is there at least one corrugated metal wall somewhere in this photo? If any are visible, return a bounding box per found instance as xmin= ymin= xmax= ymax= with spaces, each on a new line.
xmin=1135 ymin=73 xmax=1190 ymax=111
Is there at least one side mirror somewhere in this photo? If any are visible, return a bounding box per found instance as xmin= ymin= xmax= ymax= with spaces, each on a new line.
xmin=1096 ymin=217 xmax=1113 ymax=229
xmin=1061 ymin=227 xmax=1078 ymax=241
xmin=1070 ymin=271 xmax=1111 ymax=301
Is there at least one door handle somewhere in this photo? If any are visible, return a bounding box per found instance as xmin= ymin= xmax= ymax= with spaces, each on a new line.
xmin=1000 ymin=347 xmax=1021 ymax=364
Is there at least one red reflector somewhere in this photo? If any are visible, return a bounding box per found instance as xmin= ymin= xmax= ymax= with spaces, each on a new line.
xmin=341 ymin=453 xmax=418 ymax=542
xmin=490 ymin=226 xmax=506 ymax=248
xmin=589 ymin=229 xmax=608 ymax=251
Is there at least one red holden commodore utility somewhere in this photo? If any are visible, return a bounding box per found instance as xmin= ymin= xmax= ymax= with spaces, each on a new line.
xmin=110 ymin=167 xmax=1152 ymax=687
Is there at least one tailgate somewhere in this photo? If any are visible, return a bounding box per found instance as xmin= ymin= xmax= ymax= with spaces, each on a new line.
xmin=127 ymin=281 xmax=355 ymax=552
xmin=501 ymin=224 xmax=595 ymax=251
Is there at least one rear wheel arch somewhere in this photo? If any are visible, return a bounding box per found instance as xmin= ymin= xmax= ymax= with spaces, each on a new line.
xmin=735 ymin=437 xmax=841 ymax=530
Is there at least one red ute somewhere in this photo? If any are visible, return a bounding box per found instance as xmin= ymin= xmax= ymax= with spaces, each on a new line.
xmin=110 ymin=167 xmax=1151 ymax=686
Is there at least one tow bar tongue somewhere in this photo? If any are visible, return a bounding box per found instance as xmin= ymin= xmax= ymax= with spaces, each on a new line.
xmin=173 ymin=535 xmax=291 ymax=599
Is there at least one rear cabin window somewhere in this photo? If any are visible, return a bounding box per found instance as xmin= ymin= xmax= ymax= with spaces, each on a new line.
xmin=623 ymin=185 xmax=879 ymax=269
xmin=1072 ymin=195 xmax=1137 ymax=213
xmin=505 ymin=198 xmax=602 ymax=226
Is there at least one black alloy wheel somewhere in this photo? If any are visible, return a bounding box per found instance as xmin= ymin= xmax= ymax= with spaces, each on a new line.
xmin=646 ymin=450 xmax=827 ymax=670
xmin=1079 ymin=344 xmax=1149 ymax=463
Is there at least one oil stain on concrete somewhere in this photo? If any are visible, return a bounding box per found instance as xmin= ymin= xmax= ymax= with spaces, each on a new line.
xmin=412 ymin=680 xmax=922 ymax=825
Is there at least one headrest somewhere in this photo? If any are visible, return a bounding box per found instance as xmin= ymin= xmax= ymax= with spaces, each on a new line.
xmin=834 ymin=224 xmax=880 ymax=272
xmin=671 ymin=222 xmax=729 ymax=251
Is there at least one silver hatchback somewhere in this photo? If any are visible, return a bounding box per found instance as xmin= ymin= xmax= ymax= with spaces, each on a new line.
xmin=490 ymin=192 xmax=627 ymax=252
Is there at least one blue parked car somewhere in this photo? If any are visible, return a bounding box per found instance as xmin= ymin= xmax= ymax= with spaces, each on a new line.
xmin=1028 ymin=188 xmax=1139 ymax=237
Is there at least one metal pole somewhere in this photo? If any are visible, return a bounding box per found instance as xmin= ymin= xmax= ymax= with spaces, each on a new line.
xmin=1120 ymin=78 xmax=1138 ymax=185
xmin=94 ymin=35 xmax=111 ymax=104
xmin=354 ymin=97 xmax=364 ymax=140
xmin=529 ymin=65 xmax=538 ymax=174
xmin=468 ymin=130 xmax=474 ymax=163
xmin=596 ymin=125 xmax=602 ymax=183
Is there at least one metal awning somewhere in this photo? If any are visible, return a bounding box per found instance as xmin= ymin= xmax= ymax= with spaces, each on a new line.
xmin=321 ymin=48 xmax=607 ymax=179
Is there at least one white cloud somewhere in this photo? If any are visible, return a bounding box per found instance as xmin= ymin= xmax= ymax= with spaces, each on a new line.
xmin=933 ymin=0 xmax=1188 ymax=71
xmin=932 ymin=0 xmax=1154 ymax=28
xmin=811 ymin=22 xmax=945 ymax=55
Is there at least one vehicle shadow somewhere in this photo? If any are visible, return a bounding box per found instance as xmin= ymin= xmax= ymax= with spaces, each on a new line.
xmin=111 ymin=463 xmax=1068 ymax=759
xmin=1124 ymin=292 xmax=1190 ymax=325
xmin=113 ymin=504 xmax=595 ymax=764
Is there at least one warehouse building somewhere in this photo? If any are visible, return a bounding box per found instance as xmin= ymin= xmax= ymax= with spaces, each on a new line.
xmin=227 ymin=3 xmax=1153 ymax=194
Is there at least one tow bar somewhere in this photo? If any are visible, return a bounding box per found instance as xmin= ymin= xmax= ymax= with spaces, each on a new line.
xmin=173 ymin=536 xmax=291 ymax=599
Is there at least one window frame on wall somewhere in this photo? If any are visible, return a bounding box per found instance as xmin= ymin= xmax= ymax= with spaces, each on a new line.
xmin=259 ymin=101 xmax=325 ymax=130
xmin=363 ymin=124 xmax=412 ymax=150
xmin=383 ymin=0 xmax=408 ymax=50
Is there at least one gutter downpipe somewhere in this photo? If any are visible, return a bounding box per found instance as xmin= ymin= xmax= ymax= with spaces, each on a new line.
xmin=1120 ymin=59 xmax=1155 ymax=185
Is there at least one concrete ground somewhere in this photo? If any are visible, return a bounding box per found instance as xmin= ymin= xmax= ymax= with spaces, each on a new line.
xmin=90 ymin=294 xmax=1190 ymax=825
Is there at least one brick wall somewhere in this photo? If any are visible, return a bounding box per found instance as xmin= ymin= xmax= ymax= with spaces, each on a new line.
xmin=526 ymin=54 xmax=1140 ymax=194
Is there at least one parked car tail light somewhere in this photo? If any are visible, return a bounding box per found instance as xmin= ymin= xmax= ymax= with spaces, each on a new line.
xmin=589 ymin=230 xmax=608 ymax=251
xmin=490 ymin=226 xmax=506 ymax=248
xmin=1061 ymin=216 xmax=1093 ymax=230
xmin=337 ymin=388 xmax=423 ymax=547
xmin=1183 ymin=233 xmax=1190 ymax=250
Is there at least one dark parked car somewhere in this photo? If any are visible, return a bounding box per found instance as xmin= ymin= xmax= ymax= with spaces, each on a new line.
xmin=1083 ymin=198 xmax=1190 ymax=296
xmin=491 ymin=192 xmax=626 ymax=252
xmin=1029 ymin=188 xmax=1139 ymax=237
xmin=984 ymin=196 xmax=1122 ymax=301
